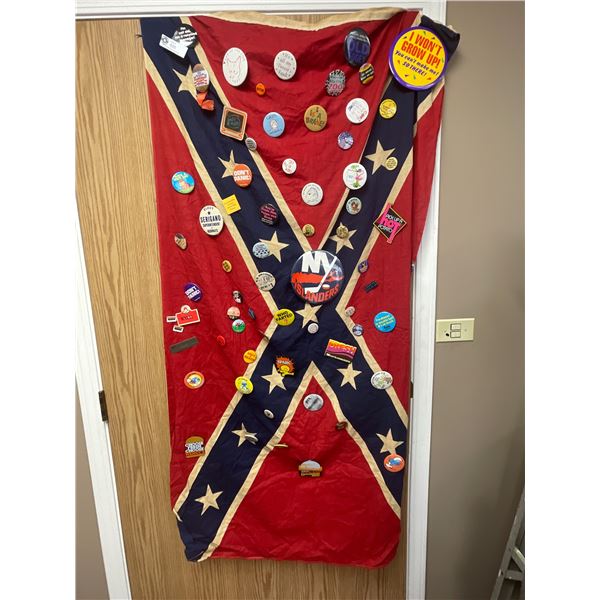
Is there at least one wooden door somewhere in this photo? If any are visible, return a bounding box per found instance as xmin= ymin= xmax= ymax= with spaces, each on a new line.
xmin=76 ymin=17 xmax=406 ymax=600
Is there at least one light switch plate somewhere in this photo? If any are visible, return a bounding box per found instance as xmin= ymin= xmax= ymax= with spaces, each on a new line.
xmin=435 ymin=318 xmax=475 ymax=342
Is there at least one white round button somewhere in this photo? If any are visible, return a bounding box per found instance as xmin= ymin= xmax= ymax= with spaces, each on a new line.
xmin=342 ymin=163 xmax=367 ymax=190
xmin=301 ymin=182 xmax=323 ymax=206
xmin=282 ymin=158 xmax=297 ymax=175
xmin=346 ymin=98 xmax=369 ymax=124
xmin=222 ymin=47 xmax=248 ymax=87
xmin=274 ymin=50 xmax=297 ymax=80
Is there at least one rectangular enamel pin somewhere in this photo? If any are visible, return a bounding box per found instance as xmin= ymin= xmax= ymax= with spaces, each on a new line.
xmin=325 ymin=339 xmax=357 ymax=363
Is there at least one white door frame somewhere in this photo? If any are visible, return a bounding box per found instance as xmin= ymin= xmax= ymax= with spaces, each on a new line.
xmin=75 ymin=2 xmax=445 ymax=598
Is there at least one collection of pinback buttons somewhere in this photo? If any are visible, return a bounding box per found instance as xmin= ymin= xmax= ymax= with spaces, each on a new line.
xmin=184 ymin=283 xmax=202 ymax=302
xmin=379 ymin=98 xmax=397 ymax=119
xmin=274 ymin=50 xmax=297 ymax=80
xmin=169 ymin=26 xmax=402 ymax=471
xmin=346 ymin=98 xmax=369 ymax=124
xmin=359 ymin=63 xmax=374 ymax=85
xmin=374 ymin=311 xmax=396 ymax=332
xmin=385 ymin=157 xmax=398 ymax=171
xmin=172 ymin=171 xmax=195 ymax=194
xmin=301 ymin=183 xmax=323 ymax=206
xmin=304 ymin=105 xmax=327 ymax=132
xmin=346 ymin=197 xmax=362 ymax=214
xmin=302 ymin=224 xmax=315 ymax=237
xmin=263 ymin=112 xmax=285 ymax=137
xmin=184 ymin=371 xmax=204 ymax=389
xmin=303 ymin=393 xmax=324 ymax=411
xmin=343 ymin=163 xmax=367 ymax=190
xmin=337 ymin=131 xmax=354 ymax=150
xmin=260 ymin=203 xmax=279 ymax=225
xmin=344 ymin=27 xmax=371 ymax=66
xmin=199 ymin=205 xmax=224 ymax=236
xmin=325 ymin=69 xmax=346 ymax=96
xmin=252 ymin=242 xmax=271 ymax=259
xmin=282 ymin=158 xmax=297 ymax=175
xmin=222 ymin=47 xmax=248 ymax=86
xmin=174 ymin=233 xmax=187 ymax=250
xmin=233 ymin=164 xmax=252 ymax=187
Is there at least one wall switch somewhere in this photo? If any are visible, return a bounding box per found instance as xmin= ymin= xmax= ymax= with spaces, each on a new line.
xmin=435 ymin=318 xmax=475 ymax=342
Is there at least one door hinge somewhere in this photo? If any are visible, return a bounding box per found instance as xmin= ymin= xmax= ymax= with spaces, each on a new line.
xmin=98 ymin=390 xmax=108 ymax=422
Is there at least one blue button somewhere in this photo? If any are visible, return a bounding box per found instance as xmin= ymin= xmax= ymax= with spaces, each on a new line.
xmin=374 ymin=311 xmax=396 ymax=332
xmin=171 ymin=171 xmax=195 ymax=194
xmin=338 ymin=131 xmax=354 ymax=150
xmin=344 ymin=28 xmax=371 ymax=67
xmin=263 ymin=112 xmax=285 ymax=137
xmin=184 ymin=282 xmax=202 ymax=302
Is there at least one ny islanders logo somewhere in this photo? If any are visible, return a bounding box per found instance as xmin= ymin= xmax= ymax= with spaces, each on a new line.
xmin=290 ymin=250 xmax=344 ymax=304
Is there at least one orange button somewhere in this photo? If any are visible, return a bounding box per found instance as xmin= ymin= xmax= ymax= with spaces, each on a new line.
xmin=233 ymin=164 xmax=252 ymax=188
xmin=256 ymin=82 xmax=266 ymax=96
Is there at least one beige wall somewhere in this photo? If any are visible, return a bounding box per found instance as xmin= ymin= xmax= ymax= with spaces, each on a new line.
xmin=76 ymin=398 xmax=109 ymax=600
xmin=426 ymin=2 xmax=524 ymax=599
xmin=75 ymin=3 xmax=524 ymax=598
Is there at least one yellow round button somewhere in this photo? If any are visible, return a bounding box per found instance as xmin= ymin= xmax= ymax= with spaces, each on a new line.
xmin=274 ymin=308 xmax=295 ymax=326
xmin=222 ymin=260 xmax=232 ymax=272
xmin=379 ymin=98 xmax=397 ymax=119
xmin=235 ymin=376 xmax=253 ymax=394
xmin=243 ymin=349 xmax=257 ymax=363
xmin=304 ymin=105 xmax=327 ymax=132
xmin=336 ymin=224 xmax=349 ymax=239
xmin=385 ymin=156 xmax=398 ymax=171
xmin=302 ymin=224 xmax=315 ymax=237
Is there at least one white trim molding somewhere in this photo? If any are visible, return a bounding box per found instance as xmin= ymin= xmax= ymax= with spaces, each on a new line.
xmin=76 ymin=212 xmax=131 ymax=599
xmin=75 ymin=3 xmax=446 ymax=599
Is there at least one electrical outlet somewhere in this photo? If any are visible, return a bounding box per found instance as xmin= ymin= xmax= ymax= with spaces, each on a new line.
xmin=435 ymin=318 xmax=475 ymax=342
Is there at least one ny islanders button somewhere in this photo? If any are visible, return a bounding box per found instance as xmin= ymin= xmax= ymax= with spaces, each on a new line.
xmin=343 ymin=163 xmax=367 ymax=190
xmin=222 ymin=47 xmax=248 ymax=87
xmin=346 ymin=98 xmax=369 ymax=124
xmin=344 ymin=28 xmax=371 ymax=66
xmin=274 ymin=50 xmax=297 ymax=80
xmin=263 ymin=112 xmax=285 ymax=137
xmin=301 ymin=183 xmax=323 ymax=206
xmin=171 ymin=171 xmax=195 ymax=194
xmin=291 ymin=250 xmax=344 ymax=304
